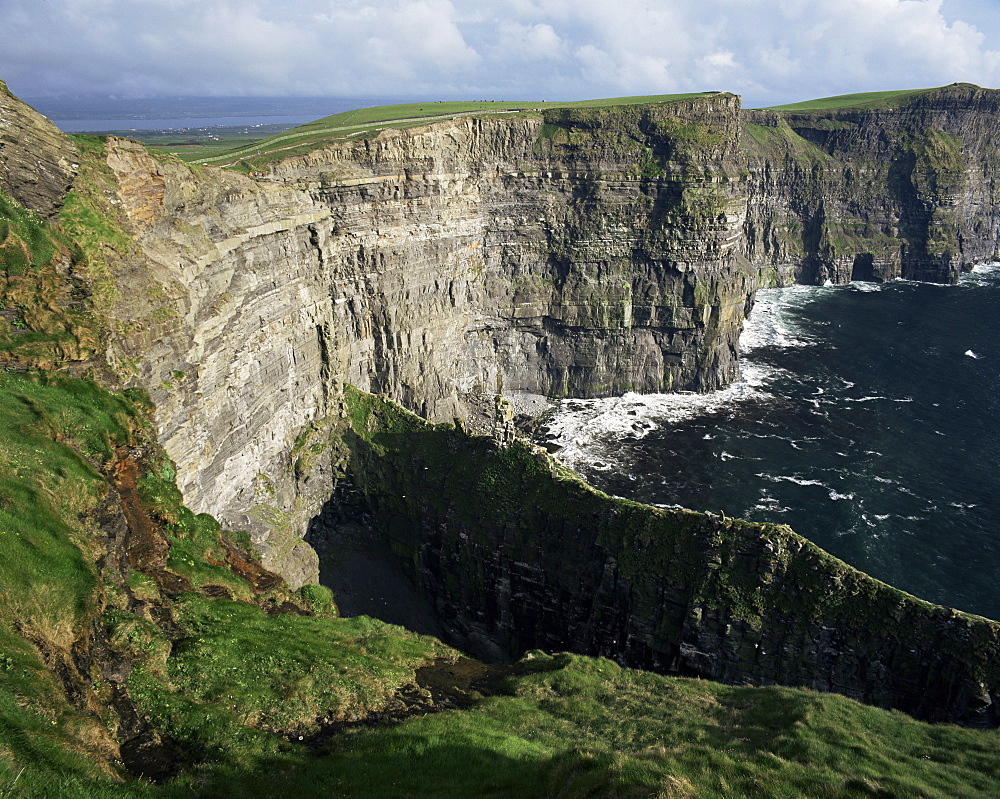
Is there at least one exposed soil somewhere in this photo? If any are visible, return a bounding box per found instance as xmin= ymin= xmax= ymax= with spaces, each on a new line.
xmin=110 ymin=447 xmax=185 ymax=590
xmin=220 ymin=536 xmax=284 ymax=595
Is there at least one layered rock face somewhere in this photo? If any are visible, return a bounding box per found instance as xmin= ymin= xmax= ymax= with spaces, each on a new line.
xmin=270 ymin=95 xmax=753 ymax=407
xmin=4 ymin=85 xmax=999 ymax=594
xmin=742 ymin=84 xmax=1000 ymax=285
xmin=100 ymin=97 xmax=754 ymax=579
xmin=101 ymin=140 xmax=336 ymax=585
xmin=0 ymin=80 xmax=79 ymax=216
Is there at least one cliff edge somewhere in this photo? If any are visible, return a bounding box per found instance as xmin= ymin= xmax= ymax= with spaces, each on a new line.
xmin=1 ymin=84 xmax=999 ymax=727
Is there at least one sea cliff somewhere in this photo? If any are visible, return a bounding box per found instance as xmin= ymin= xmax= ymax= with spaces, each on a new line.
xmin=1 ymin=81 xmax=999 ymax=727
xmin=743 ymin=83 xmax=1000 ymax=285
xmin=96 ymin=94 xmax=756 ymax=579
xmin=332 ymin=388 xmax=1000 ymax=726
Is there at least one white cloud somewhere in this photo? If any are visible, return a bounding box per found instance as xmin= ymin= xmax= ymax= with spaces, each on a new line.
xmin=498 ymin=22 xmax=564 ymax=60
xmin=0 ymin=0 xmax=999 ymax=104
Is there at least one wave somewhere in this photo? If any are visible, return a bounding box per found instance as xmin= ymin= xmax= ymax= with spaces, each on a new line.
xmin=848 ymin=281 xmax=884 ymax=292
xmin=755 ymin=473 xmax=827 ymax=487
xmin=541 ymin=380 xmax=769 ymax=470
xmin=960 ymin=261 xmax=1000 ymax=287
xmin=739 ymin=285 xmax=828 ymax=353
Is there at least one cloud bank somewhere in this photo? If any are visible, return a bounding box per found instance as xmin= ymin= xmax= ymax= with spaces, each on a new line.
xmin=2 ymin=0 xmax=999 ymax=105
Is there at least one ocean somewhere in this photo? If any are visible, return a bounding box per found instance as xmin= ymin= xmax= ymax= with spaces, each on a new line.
xmin=540 ymin=265 xmax=1000 ymax=621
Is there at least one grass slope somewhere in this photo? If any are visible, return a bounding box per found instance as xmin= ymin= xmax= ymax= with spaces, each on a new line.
xmin=188 ymin=92 xmax=717 ymax=169
xmin=0 ymin=369 xmax=450 ymax=797
xmin=761 ymin=86 xmax=953 ymax=111
xmin=139 ymin=653 xmax=1000 ymax=798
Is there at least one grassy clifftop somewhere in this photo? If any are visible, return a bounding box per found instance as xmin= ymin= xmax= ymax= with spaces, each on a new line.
xmin=0 ymin=372 xmax=995 ymax=798
xmin=187 ymin=92 xmax=722 ymax=170
xmin=0 ymin=87 xmax=997 ymax=795
xmin=761 ymin=87 xmax=935 ymax=111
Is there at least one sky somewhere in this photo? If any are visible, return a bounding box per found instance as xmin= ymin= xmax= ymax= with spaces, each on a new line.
xmin=2 ymin=0 xmax=1000 ymax=108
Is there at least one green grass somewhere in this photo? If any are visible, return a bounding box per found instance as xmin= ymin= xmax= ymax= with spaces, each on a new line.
xmin=120 ymin=595 xmax=450 ymax=778
xmin=0 ymin=371 xmax=454 ymax=796
xmin=0 ymin=188 xmax=105 ymax=366
xmin=5 ymin=647 xmax=998 ymax=797
xmin=0 ymin=372 xmax=151 ymax=794
xmin=141 ymin=652 xmax=999 ymax=798
xmin=762 ymin=87 xmax=940 ymax=111
xmin=324 ymin=653 xmax=1000 ymax=799
xmin=0 ymin=192 xmax=57 ymax=276
xmin=190 ymin=93 xmax=718 ymax=169
xmin=0 ymin=372 xmax=145 ymax=632
xmin=146 ymin=598 xmax=446 ymax=737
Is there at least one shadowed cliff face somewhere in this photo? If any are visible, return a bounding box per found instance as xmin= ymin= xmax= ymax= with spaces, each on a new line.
xmin=335 ymin=389 xmax=1000 ymax=727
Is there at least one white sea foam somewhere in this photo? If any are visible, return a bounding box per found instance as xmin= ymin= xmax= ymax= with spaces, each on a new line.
xmin=961 ymin=261 xmax=1000 ymax=287
xmin=849 ymin=281 xmax=883 ymax=292
xmin=755 ymin=473 xmax=827 ymax=488
xmin=842 ymin=395 xmax=913 ymax=403
xmin=543 ymin=380 xmax=769 ymax=470
xmin=739 ymin=285 xmax=827 ymax=353
xmin=541 ymin=286 xmax=826 ymax=471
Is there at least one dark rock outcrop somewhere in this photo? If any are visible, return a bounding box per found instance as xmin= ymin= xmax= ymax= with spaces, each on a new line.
xmin=0 ymin=80 xmax=79 ymax=216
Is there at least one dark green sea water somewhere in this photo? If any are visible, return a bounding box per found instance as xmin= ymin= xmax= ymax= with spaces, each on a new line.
xmin=542 ymin=265 xmax=1000 ymax=620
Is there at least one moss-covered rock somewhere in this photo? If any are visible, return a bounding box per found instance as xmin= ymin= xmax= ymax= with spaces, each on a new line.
xmin=338 ymin=387 xmax=1000 ymax=727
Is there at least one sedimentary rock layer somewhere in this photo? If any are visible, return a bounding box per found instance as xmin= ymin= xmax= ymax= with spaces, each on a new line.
xmin=742 ymin=83 xmax=1000 ymax=285
xmin=0 ymin=80 xmax=79 ymax=216
xmin=98 ymin=96 xmax=756 ymax=578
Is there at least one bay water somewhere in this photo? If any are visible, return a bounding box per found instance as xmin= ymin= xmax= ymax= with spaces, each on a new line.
xmin=540 ymin=265 xmax=1000 ymax=620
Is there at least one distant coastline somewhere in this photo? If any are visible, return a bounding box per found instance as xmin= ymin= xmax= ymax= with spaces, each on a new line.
xmin=47 ymin=114 xmax=320 ymax=133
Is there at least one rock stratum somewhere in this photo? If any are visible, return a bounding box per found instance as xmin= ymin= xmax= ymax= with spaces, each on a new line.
xmin=2 ymin=81 xmax=999 ymax=726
